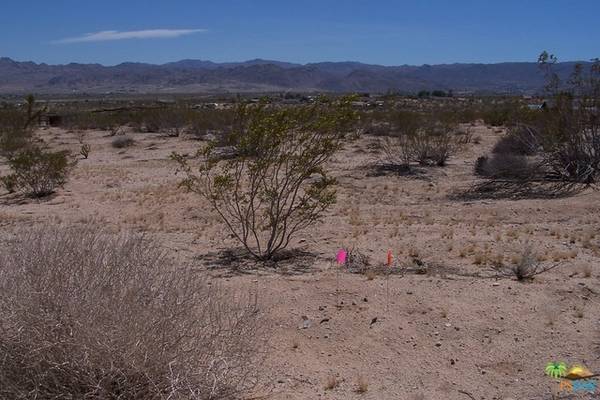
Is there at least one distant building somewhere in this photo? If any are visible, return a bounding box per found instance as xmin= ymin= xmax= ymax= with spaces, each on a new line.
xmin=527 ymin=99 xmax=553 ymax=110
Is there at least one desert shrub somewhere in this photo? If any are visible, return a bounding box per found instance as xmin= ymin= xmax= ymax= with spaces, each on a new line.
xmin=411 ymin=122 xmax=456 ymax=167
xmin=480 ymin=100 xmax=533 ymax=127
xmin=472 ymin=56 xmax=600 ymax=191
xmin=0 ymin=95 xmax=46 ymax=156
xmin=380 ymin=134 xmax=413 ymax=170
xmin=533 ymin=55 xmax=600 ymax=183
xmin=492 ymin=126 xmax=539 ymax=156
xmin=112 ymin=135 xmax=134 ymax=148
xmin=380 ymin=117 xmax=460 ymax=170
xmin=481 ymin=107 xmax=512 ymax=127
xmin=1 ymin=147 xmax=73 ymax=197
xmin=79 ymin=143 xmax=91 ymax=159
xmin=475 ymin=153 xmax=538 ymax=180
xmin=493 ymin=245 xmax=558 ymax=281
xmin=474 ymin=156 xmax=489 ymax=176
xmin=0 ymin=174 xmax=17 ymax=193
xmin=0 ymin=226 xmax=261 ymax=400
xmin=174 ymin=97 xmax=357 ymax=260
xmin=62 ymin=106 xmax=237 ymax=138
xmin=108 ymin=125 xmax=125 ymax=136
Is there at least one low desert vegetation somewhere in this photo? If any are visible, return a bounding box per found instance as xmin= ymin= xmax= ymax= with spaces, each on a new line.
xmin=324 ymin=375 xmax=340 ymax=391
xmin=1 ymin=146 xmax=74 ymax=197
xmin=473 ymin=54 xmax=600 ymax=196
xmin=355 ymin=375 xmax=369 ymax=394
xmin=111 ymin=135 xmax=135 ymax=148
xmin=0 ymin=226 xmax=261 ymax=399
xmin=58 ymin=103 xmax=237 ymax=138
xmin=0 ymin=95 xmax=75 ymax=197
xmin=0 ymin=95 xmax=46 ymax=156
xmin=379 ymin=112 xmax=463 ymax=171
xmin=492 ymin=244 xmax=559 ymax=281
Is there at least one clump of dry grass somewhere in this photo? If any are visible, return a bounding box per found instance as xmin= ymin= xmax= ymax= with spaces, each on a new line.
xmin=581 ymin=264 xmax=593 ymax=278
xmin=473 ymin=252 xmax=487 ymax=265
xmin=355 ymin=375 xmax=369 ymax=393
xmin=365 ymin=269 xmax=378 ymax=280
xmin=0 ymin=226 xmax=262 ymax=400
xmin=324 ymin=375 xmax=339 ymax=390
xmin=493 ymin=244 xmax=559 ymax=281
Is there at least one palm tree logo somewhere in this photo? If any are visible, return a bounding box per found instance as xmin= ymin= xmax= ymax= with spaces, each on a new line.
xmin=545 ymin=362 xmax=568 ymax=379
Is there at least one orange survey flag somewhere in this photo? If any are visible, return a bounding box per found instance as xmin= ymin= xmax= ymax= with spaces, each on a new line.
xmin=387 ymin=249 xmax=393 ymax=267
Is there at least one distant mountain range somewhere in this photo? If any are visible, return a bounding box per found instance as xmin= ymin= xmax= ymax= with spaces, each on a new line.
xmin=0 ymin=57 xmax=586 ymax=95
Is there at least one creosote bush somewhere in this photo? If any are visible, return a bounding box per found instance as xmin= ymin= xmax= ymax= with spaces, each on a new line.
xmin=380 ymin=114 xmax=461 ymax=171
xmin=0 ymin=95 xmax=74 ymax=198
xmin=0 ymin=226 xmax=261 ymax=400
xmin=1 ymin=147 xmax=74 ymax=197
xmin=174 ymin=97 xmax=357 ymax=260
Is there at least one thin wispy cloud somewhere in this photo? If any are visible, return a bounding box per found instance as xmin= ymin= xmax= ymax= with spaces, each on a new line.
xmin=53 ymin=29 xmax=206 ymax=44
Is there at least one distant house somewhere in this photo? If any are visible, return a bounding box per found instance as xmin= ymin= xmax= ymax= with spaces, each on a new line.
xmin=193 ymin=103 xmax=228 ymax=110
xmin=527 ymin=103 xmax=545 ymax=111
xmin=527 ymin=99 xmax=553 ymax=111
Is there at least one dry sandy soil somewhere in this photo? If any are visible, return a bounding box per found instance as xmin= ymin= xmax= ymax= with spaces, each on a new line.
xmin=1 ymin=124 xmax=600 ymax=400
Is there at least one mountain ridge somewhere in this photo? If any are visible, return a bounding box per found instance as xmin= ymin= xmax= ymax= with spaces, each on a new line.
xmin=0 ymin=57 xmax=588 ymax=95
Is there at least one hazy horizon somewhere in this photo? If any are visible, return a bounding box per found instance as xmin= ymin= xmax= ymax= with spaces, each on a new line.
xmin=2 ymin=55 xmax=595 ymax=69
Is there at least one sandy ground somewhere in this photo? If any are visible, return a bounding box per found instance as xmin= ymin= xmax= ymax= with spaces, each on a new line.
xmin=1 ymin=125 xmax=600 ymax=400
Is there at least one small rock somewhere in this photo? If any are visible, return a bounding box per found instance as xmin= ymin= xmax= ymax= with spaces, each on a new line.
xmin=301 ymin=316 xmax=310 ymax=329
xmin=435 ymin=342 xmax=442 ymax=347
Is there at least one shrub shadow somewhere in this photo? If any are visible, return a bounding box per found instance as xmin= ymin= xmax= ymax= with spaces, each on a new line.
xmin=0 ymin=191 xmax=59 ymax=206
xmin=366 ymin=163 xmax=433 ymax=181
xmin=194 ymin=247 xmax=320 ymax=277
xmin=450 ymin=180 xmax=587 ymax=201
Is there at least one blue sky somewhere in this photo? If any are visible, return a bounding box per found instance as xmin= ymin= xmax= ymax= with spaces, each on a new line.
xmin=1 ymin=0 xmax=598 ymax=66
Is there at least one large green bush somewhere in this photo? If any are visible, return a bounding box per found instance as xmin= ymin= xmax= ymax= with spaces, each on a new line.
xmin=174 ymin=97 xmax=357 ymax=260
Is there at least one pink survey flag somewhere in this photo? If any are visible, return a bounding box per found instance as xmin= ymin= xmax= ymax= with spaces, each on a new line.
xmin=387 ymin=249 xmax=393 ymax=267
xmin=336 ymin=249 xmax=347 ymax=265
